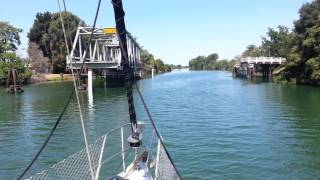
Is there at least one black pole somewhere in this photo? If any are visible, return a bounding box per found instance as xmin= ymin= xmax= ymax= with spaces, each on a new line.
xmin=111 ymin=0 xmax=137 ymax=128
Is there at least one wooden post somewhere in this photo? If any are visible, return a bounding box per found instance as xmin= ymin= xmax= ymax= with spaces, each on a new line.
xmin=6 ymin=69 xmax=23 ymax=93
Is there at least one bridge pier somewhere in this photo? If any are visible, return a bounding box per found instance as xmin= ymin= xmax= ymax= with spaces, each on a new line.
xmin=87 ymin=69 xmax=93 ymax=102
xmin=67 ymin=26 xmax=142 ymax=93
xmin=269 ymin=66 xmax=274 ymax=78
xmin=151 ymin=68 xmax=155 ymax=79
xmin=103 ymin=70 xmax=107 ymax=88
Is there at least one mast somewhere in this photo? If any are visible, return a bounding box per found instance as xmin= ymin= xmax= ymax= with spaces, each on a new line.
xmin=111 ymin=0 xmax=141 ymax=146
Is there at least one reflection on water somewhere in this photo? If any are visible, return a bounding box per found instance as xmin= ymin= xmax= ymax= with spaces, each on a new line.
xmin=0 ymin=71 xmax=320 ymax=179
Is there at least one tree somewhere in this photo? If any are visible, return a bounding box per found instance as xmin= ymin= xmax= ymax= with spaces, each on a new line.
xmin=245 ymin=0 xmax=320 ymax=84
xmin=0 ymin=22 xmax=31 ymax=84
xmin=140 ymin=49 xmax=155 ymax=69
xmin=189 ymin=56 xmax=206 ymax=70
xmin=28 ymin=11 xmax=83 ymax=73
xmin=140 ymin=49 xmax=173 ymax=74
xmin=0 ymin=53 xmax=32 ymax=84
xmin=155 ymin=58 xmax=165 ymax=73
xmin=164 ymin=64 xmax=172 ymax=72
xmin=292 ymin=0 xmax=320 ymax=83
xmin=28 ymin=12 xmax=52 ymax=58
xmin=261 ymin=25 xmax=295 ymax=58
xmin=28 ymin=42 xmax=49 ymax=73
xmin=242 ymin=44 xmax=266 ymax=57
xmin=227 ymin=59 xmax=238 ymax=71
xmin=0 ymin=22 xmax=22 ymax=54
xmin=206 ymin=53 xmax=219 ymax=70
xmin=189 ymin=53 xmax=233 ymax=71
xmin=215 ymin=60 xmax=229 ymax=70
xmin=207 ymin=53 xmax=219 ymax=62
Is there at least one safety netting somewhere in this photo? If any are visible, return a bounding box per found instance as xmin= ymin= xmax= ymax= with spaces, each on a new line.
xmin=155 ymin=140 xmax=180 ymax=180
xmin=26 ymin=135 xmax=106 ymax=180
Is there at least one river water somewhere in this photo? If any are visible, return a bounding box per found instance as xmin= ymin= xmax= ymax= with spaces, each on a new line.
xmin=0 ymin=71 xmax=320 ymax=179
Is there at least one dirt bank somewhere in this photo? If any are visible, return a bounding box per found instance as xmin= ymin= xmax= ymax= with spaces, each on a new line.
xmin=30 ymin=73 xmax=74 ymax=83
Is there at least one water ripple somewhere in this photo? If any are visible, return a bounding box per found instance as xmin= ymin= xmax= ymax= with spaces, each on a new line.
xmin=1 ymin=71 xmax=320 ymax=179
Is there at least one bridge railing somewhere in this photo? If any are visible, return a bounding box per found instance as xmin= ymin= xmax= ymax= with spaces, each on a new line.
xmin=67 ymin=27 xmax=141 ymax=70
xmin=240 ymin=57 xmax=286 ymax=65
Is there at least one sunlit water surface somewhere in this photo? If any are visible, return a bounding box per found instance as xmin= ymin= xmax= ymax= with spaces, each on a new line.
xmin=1 ymin=71 xmax=320 ymax=179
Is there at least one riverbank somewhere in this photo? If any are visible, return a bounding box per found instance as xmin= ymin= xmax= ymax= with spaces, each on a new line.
xmin=29 ymin=73 xmax=74 ymax=84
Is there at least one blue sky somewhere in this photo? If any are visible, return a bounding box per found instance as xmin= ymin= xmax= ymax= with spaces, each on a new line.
xmin=0 ymin=0 xmax=312 ymax=65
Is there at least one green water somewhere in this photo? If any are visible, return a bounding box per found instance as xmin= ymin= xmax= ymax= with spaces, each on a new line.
xmin=1 ymin=71 xmax=320 ymax=179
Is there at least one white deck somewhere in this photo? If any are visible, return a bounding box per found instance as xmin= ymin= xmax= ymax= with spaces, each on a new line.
xmin=118 ymin=161 xmax=153 ymax=180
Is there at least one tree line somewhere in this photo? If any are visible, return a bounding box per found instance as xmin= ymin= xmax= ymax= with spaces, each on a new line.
xmin=28 ymin=12 xmax=183 ymax=75
xmin=241 ymin=0 xmax=320 ymax=85
xmin=140 ymin=49 xmax=183 ymax=74
xmin=189 ymin=53 xmax=236 ymax=71
xmin=0 ymin=10 xmax=181 ymax=85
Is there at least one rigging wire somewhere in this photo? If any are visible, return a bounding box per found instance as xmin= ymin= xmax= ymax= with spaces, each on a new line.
xmin=111 ymin=0 xmax=138 ymax=136
xmin=16 ymin=0 xmax=103 ymax=179
xmin=116 ymin=28 xmax=183 ymax=180
xmin=58 ymin=0 xmax=95 ymax=178
xmin=111 ymin=0 xmax=182 ymax=178
xmin=16 ymin=90 xmax=75 ymax=180
xmin=61 ymin=0 xmax=73 ymax=47
xmin=17 ymin=0 xmax=182 ymax=179
xmin=60 ymin=0 xmax=87 ymax=107
xmin=134 ymin=82 xmax=183 ymax=179
xmin=58 ymin=0 xmax=70 ymax=53
xmin=116 ymin=37 xmax=183 ymax=180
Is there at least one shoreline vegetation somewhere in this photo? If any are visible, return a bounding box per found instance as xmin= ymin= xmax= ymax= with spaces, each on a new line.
xmin=0 ymin=11 xmax=184 ymax=87
xmin=238 ymin=0 xmax=320 ymax=86
xmin=2 ymin=1 xmax=320 ymax=87
xmin=189 ymin=1 xmax=320 ymax=86
xmin=189 ymin=53 xmax=236 ymax=71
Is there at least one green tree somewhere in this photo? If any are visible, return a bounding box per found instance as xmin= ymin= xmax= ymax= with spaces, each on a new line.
xmin=189 ymin=53 xmax=219 ymax=70
xmin=140 ymin=49 xmax=172 ymax=74
xmin=0 ymin=22 xmax=22 ymax=54
xmin=227 ymin=59 xmax=238 ymax=71
xmin=242 ymin=44 xmax=266 ymax=57
xmin=28 ymin=12 xmax=52 ymax=58
xmin=0 ymin=53 xmax=32 ymax=84
xmin=28 ymin=12 xmax=83 ymax=73
xmin=189 ymin=56 xmax=206 ymax=70
xmin=261 ymin=25 xmax=295 ymax=58
xmin=215 ymin=60 xmax=229 ymax=70
xmin=206 ymin=53 xmax=219 ymax=70
xmin=189 ymin=53 xmax=234 ymax=71
xmin=154 ymin=59 xmax=163 ymax=72
xmin=49 ymin=12 xmax=82 ymax=73
xmin=242 ymin=1 xmax=320 ymax=84
xmin=207 ymin=53 xmax=219 ymax=62
xmin=140 ymin=49 xmax=155 ymax=69
xmin=164 ymin=64 xmax=172 ymax=72
xmin=291 ymin=0 xmax=320 ymax=83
